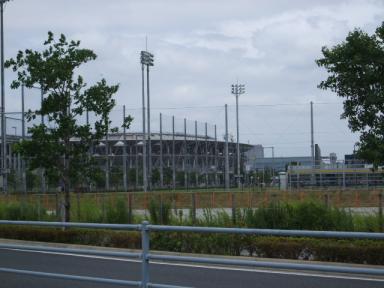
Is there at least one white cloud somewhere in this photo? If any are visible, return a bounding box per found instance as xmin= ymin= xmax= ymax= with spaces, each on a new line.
xmin=3 ymin=0 xmax=383 ymax=157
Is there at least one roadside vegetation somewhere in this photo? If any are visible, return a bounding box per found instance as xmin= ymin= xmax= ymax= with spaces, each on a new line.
xmin=0 ymin=199 xmax=383 ymax=265
xmin=0 ymin=199 xmax=381 ymax=231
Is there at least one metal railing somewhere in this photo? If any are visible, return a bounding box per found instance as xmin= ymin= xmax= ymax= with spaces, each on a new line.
xmin=0 ymin=220 xmax=383 ymax=287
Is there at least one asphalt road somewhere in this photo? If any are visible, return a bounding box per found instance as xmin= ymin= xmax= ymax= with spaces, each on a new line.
xmin=0 ymin=248 xmax=383 ymax=288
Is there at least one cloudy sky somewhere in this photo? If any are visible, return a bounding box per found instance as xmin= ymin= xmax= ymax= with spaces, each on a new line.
xmin=2 ymin=0 xmax=384 ymax=159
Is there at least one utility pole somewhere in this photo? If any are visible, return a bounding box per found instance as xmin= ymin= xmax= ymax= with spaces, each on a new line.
xmin=310 ymin=101 xmax=315 ymax=186
xmin=194 ymin=120 xmax=198 ymax=187
xmin=311 ymin=101 xmax=314 ymax=167
xmin=86 ymin=108 xmax=91 ymax=192
xmin=264 ymin=146 xmax=275 ymax=183
xmin=205 ymin=122 xmax=208 ymax=188
xmin=0 ymin=0 xmax=9 ymax=193
xmin=184 ymin=118 xmax=187 ymax=190
xmin=40 ymin=86 xmax=46 ymax=193
xmin=159 ymin=113 xmax=163 ymax=188
xmin=105 ymin=134 xmax=110 ymax=192
xmin=231 ymin=83 xmax=245 ymax=189
xmin=172 ymin=116 xmax=176 ymax=190
xmin=224 ymin=104 xmax=229 ymax=190
xmin=123 ymin=105 xmax=128 ymax=192
xmin=21 ymin=84 xmax=26 ymax=194
xmin=214 ymin=125 xmax=218 ymax=186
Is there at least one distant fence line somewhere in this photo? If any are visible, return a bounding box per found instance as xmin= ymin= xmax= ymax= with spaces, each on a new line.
xmin=1 ymin=189 xmax=383 ymax=215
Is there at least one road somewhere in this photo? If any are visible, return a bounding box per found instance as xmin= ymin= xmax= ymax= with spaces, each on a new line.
xmin=0 ymin=248 xmax=383 ymax=288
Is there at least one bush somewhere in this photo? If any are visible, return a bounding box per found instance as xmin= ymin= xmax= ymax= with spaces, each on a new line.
xmin=106 ymin=197 xmax=130 ymax=224
xmin=0 ymin=225 xmax=141 ymax=249
xmin=148 ymin=198 xmax=171 ymax=225
xmin=151 ymin=232 xmax=384 ymax=265
xmin=237 ymin=201 xmax=360 ymax=231
xmin=0 ymin=201 xmax=51 ymax=221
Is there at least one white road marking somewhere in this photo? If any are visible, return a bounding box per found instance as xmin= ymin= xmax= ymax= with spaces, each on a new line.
xmin=2 ymin=248 xmax=384 ymax=283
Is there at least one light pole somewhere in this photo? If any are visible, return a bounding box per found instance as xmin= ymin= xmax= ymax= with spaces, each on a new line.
xmin=231 ymin=83 xmax=245 ymax=189
xmin=21 ymin=84 xmax=26 ymax=194
xmin=224 ymin=104 xmax=229 ymax=190
xmin=122 ymin=105 xmax=127 ymax=192
xmin=264 ymin=146 xmax=275 ymax=185
xmin=140 ymin=50 xmax=154 ymax=192
xmin=1 ymin=0 xmax=9 ymax=193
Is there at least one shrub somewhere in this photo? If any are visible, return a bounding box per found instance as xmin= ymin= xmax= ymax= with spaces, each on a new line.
xmin=148 ymin=198 xmax=171 ymax=225
xmin=106 ymin=197 xmax=130 ymax=224
xmin=0 ymin=201 xmax=50 ymax=221
xmin=0 ymin=225 xmax=141 ymax=249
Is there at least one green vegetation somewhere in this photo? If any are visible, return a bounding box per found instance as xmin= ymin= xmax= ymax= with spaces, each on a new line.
xmin=0 ymin=200 xmax=383 ymax=264
xmin=0 ymin=199 xmax=382 ymax=232
xmin=0 ymin=201 xmax=49 ymax=221
xmin=317 ymin=22 xmax=384 ymax=166
xmin=0 ymin=224 xmax=383 ymax=265
xmin=5 ymin=32 xmax=133 ymax=222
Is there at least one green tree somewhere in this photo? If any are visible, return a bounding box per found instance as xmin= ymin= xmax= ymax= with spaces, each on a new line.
xmin=5 ymin=32 xmax=132 ymax=221
xmin=316 ymin=23 xmax=384 ymax=166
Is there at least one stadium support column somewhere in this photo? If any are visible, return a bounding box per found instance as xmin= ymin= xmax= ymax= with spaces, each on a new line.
xmin=172 ymin=116 xmax=176 ymax=190
xmin=159 ymin=113 xmax=163 ymax=188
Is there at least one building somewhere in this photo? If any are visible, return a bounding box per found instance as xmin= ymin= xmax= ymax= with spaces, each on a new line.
xmin=2 ymin=131 xmax=253 ymax=192
xmin=247 ymin=156 xmax=313 ymax=172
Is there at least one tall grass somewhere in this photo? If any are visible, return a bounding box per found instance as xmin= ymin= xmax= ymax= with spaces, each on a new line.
xmin=0 ymin=201 xmax=51 ymax=221
xmin=0 ymin=197 xmax=382 ymax=232
xmin=237 ymin=201 xmax=356 ymax=231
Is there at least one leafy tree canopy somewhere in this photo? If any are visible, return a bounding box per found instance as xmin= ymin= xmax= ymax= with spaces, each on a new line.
xmin=5 ymin=32 xmax=132 ymax=221
xmin=316 ymin=23 xmax=384 ymax=166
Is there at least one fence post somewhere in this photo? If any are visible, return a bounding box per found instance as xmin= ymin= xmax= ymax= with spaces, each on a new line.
xmin=191 ymin=192 xmax=196 ymax=224
xmin=379 ymin=192 xmax=383 ymax=232
xmin=231 ymin=192 xmax=236 ymax=224
xmin=128 ymin=192 xmax=133 ymax=224
xmin=141 ymin=221 xmax=150 ymax=287
xmin=324 ymin=192 xmax=330 ymax=208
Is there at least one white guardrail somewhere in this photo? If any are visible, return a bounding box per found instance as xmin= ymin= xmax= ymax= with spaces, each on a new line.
xmin=0 ymin=220 xmax=383 ymax=287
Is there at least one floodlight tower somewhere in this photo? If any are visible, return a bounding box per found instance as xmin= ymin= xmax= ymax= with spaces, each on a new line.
xmin=1 ymin=0 xmax=10 ymax=194
xmin=231 ymin=83 xmax=245 ymax=189
xmin=140 ymin=51 xmax=154 ymax=192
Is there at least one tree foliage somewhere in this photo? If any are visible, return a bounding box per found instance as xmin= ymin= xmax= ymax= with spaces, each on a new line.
xmin=316 ymin=23 xmax=384 ymax=166
xmin=5 ymin=32 xmax=132 ymax=221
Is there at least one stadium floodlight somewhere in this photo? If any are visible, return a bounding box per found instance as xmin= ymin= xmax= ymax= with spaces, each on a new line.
xmin=140 ymin=51 xmax=154 ymax=66
xmin=140 ymin=49 xmax=155 ymax=192
xmin=231 ymin=83 xmax=245 ymax=189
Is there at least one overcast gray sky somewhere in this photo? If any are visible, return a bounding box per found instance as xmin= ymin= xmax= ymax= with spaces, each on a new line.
xmin=3 ymin=0 xmax=384 ymax=159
